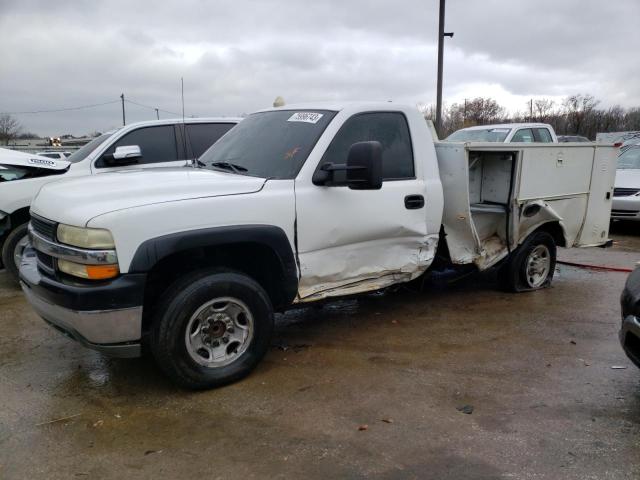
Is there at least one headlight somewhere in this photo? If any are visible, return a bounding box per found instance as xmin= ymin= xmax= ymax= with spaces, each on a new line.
xmin=57 ymin=224 xmax=115 ymax=249
xmin=58 ymin=259 xmax=119 ymax=280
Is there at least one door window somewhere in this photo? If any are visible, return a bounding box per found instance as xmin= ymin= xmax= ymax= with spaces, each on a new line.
xmin=96 ymin=125 xmax=178 ymax=168
xmin=511 ymin=129 xmax=534 ymax=143
xmin=320 ymin=112 xmax=414 ymax=183
xmin=186 ymin=123 xmax=236 ymax=158
xmin=534 ymin=128 xmax=553 ymax=143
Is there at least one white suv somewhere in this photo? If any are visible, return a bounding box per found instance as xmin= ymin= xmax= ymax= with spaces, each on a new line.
xmin=0 ymin=117 xmax=240 ymax=281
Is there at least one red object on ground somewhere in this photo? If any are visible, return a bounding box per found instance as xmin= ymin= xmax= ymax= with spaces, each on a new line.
xmin=557 ymin=260 xmax=634 ymax=273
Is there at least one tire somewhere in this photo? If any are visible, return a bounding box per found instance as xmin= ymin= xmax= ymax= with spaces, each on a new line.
xmin=149 ymin=269 xmax=274 ymax=389
xmin=1 ymin=223 xmax=29 ymax=285
xmin=498 ymin=231 xmax=556 ymax=292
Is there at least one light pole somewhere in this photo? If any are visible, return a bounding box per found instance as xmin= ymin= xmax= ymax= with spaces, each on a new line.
xmin=435 ymin=0 xmax=454 ymax=136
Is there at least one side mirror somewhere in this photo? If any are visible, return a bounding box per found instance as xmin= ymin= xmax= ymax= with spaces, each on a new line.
xmin=345 ymin=141 xmax=383 ymax=190
xmin=103 ymin=145 xmax=142 ymax=166
xmin=312 ymin=141 xmax=383 ymax=190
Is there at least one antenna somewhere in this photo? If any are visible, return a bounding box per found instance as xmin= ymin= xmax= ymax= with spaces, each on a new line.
xmin=181 ymin=77 xmax=192 ymax=167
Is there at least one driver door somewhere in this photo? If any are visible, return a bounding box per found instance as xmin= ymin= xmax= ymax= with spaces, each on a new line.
xmin=294 ymin=112 xmax=430 ymax=301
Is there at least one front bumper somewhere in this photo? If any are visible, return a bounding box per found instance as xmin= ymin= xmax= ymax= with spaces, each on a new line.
xmin=611 ymin=196 xmax=640 ymax=221
xmin=19 ymin=248 xmax=145 ymax=358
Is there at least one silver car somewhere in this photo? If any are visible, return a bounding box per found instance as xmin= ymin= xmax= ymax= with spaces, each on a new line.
xmin=612 ymin=144 xmax=640 ymax=221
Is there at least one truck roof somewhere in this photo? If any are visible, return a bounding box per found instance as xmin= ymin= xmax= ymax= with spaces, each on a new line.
xmin=459 ymin=123 xmax=553 ymax=130
xmin=117 ymin=117 xmax=243 ymax=129
xmin=257 ymin=101 xmax=408 ymax=113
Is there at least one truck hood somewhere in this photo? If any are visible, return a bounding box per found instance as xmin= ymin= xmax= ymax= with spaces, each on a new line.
xmin=615 ymin=169 xmax=640 ymax=189
xmin=0 ymin=147 xmax=70 ymax=170
xmin=31 ymin=167 xmax=266 ymax=226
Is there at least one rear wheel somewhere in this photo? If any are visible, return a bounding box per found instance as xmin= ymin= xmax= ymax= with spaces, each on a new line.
xmin=499 ymin=231 xmax=556 ymax=292
xmin=149 ymin=269 xmax=274 ymax=389
xmin=1 ymin=223 xmax=29 ymax=285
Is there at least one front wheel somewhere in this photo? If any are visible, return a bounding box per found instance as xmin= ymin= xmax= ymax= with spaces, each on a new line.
xmin=1 ymin=223 xmax=29 ymax=285
xmin=149 ymin=269 xmax=274 ymax=389
xmin=499 ymin=231 xmax=556 ymax=292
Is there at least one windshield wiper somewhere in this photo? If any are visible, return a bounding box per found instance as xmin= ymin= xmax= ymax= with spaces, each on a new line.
xmin=209 ymin=161 xmax=249 ymax=174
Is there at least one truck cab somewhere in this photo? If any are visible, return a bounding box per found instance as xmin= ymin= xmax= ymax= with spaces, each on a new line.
xmin=19 ymin=102 xmax=617 ymax=389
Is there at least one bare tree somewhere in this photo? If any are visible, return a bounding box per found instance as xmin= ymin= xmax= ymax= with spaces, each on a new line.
xmin=0 ymin=114 xmax=22 ymax=145
xmin=533 ymin=99 xmax=555 ymax=123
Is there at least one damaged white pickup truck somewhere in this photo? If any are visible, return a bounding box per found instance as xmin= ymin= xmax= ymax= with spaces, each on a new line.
xmin=20 ymin=102 xmax=618 ymax=389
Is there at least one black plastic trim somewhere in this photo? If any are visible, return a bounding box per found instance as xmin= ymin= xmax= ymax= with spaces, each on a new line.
xmin=129 ymin=224 xmax=299 ymax=305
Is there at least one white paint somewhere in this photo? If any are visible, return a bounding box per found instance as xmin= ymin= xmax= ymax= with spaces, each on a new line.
xmin=25 ymin=102 xmax=617 ymax=306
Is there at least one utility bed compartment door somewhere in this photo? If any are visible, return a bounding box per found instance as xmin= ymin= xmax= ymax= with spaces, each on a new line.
xmin=575 ymin=146 xmax=617 ymax=246
xmin=516 ymin=145 xmax=617 ymax=247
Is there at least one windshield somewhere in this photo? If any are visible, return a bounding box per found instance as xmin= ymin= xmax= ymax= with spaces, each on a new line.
xmin=198 ymin=110 xmax=337 ymax=179
xmin=446 ymin=128 xmax=511 ymax=142
xmin=0 ymin=164 xmax=29 ymax=182
xmin=617 ymin=147 xmax=640 ymax=170
xmin=66 ymin=132 xmax=114 ymax=163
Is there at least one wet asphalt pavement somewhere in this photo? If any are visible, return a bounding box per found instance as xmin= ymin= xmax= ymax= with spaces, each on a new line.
xmin=1 ymin=223 xmax=639 ymax=479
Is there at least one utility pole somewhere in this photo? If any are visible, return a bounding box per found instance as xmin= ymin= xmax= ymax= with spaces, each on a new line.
xmin=435 ymin=0 xmax=454 ymax=136
xmin=463 ymin=98 xmax=467 ymax=125
xmin=529 ymin=98 xmax=533 ymax=121
xmin=120 ymin=93 xmax=126 ymax=126
xmin=155 ymin=108 xmax=160 ymax=120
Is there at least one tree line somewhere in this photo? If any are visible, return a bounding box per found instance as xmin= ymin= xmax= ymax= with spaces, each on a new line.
xmin=421 ymin=94 xmax=640 ymax=139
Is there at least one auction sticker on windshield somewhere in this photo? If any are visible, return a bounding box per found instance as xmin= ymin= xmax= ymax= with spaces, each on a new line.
xmin=287 ymin=112 xmax=324 ymax=124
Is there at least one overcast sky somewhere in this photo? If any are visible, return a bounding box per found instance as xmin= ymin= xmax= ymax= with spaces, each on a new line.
xmin=1 ymin=0 xmax=639 ymax=136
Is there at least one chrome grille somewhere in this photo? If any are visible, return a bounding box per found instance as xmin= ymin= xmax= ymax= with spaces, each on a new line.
xmin=613 ymin=188 xmax=640 ymax=197
xmin=30 ymin=214 xmax=57 ymax=240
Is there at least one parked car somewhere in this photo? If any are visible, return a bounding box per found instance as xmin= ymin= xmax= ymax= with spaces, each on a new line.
xmin=557 ymin=135 xmax=591 ymax=143
xmin=620 ymin=267 xmax=640 ymax=367
xmin=0 ymin=117 xmax=240 ymax=281
xmin=446 ymin=123 xmax=558 ymax=143
xmin=35 ymin=151 xmax=72 ymax=160
xmin=611 ymin=143 xmax=640 ymax=222
xmin=19 ymin=102 xmax=616 ymax=389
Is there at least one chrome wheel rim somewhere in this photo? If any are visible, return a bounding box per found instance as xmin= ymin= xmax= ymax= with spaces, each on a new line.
xmin=13 ymin=234 xmax=30 ymax=269
xmin=525 ymin=245 xmax=551 ymax=288
xmin=185 ymin=297 xmax=254 ymax=368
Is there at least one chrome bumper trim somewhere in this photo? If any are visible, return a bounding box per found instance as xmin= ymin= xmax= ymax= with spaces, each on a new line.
xmin=28 ymin=225 xmax=118 ymax=265
xmin=21 ymin=280 xmax=142 ymax=346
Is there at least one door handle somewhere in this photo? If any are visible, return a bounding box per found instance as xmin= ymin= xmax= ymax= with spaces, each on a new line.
xmin=404 ymin=194 xmax=425 ymax=210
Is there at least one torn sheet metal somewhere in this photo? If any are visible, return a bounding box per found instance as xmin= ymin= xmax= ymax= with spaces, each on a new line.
xmin=295 ymin=235 xmax=438 ymax=302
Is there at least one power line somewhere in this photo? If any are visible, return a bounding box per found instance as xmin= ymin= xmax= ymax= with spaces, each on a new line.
xmin=1 ymin=100 xmax=121 ymax=115
xmin=124 ymin=99 xmax=181 ymax=117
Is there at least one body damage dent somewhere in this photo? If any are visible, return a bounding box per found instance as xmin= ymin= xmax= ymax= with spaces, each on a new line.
xmin=517 ymin=200 xmax=571 ymax=246
xmin=295 ymin=235 xmax=438 ymax=302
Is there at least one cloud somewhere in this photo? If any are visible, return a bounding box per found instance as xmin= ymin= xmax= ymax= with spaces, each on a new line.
xmin=0 ymin=0 xmax=638 ymax=135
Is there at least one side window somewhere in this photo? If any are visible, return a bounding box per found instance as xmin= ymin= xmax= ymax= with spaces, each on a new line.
xmin=186 ymin=123 xmax=236 ymax=158
xmin=511 ymin=128 xmax=534 ymax=143
xmin=320 ymin=112 xmax=414 ymax=183
xmin=97 ymin=125 xmax=178 ymax=168
xmin=534 ymin=128 xmax=553 ymax=143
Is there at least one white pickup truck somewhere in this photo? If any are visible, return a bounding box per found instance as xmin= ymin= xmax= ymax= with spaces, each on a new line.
xmin=0 ymin=118 xmax=240 ymax=281
xmin=19 ymin=102 xmax=617 ymax=389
